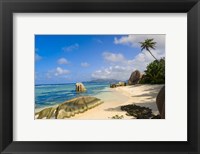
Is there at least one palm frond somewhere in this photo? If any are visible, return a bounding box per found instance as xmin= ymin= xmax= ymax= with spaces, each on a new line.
xmin=139 ymin=38 xmax=157 ymax=60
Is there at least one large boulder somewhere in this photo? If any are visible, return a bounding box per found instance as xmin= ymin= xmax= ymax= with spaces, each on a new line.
xmin=35 ymin=106 xmax=57 ymax=119
xmin=128 ymin=70 xmax=141 ymax=85
xmin=76 ymin=82 xmax=86 ymax=92
xmin=55 ymin=96 xmax=103 ymax=119
xmin=156 ymin=86 xmax=165 ymax=119
xmin=35 ymin=96 xmax=103 ymax=119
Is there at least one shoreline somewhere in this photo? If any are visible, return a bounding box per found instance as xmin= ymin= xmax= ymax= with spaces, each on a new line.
xmin=35 ymin=84 xmax=164 ymax=119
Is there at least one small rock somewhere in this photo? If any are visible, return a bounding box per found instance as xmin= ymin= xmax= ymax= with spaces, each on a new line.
xmin=76 ymin=82 xmax=86 ymax=92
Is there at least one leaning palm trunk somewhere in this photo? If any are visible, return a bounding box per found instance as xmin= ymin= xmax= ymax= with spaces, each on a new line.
xmin=147 ymin=49 xmax=158 ymax=61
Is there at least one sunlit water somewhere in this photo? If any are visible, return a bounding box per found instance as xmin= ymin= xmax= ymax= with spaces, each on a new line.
xmin=35 ymin=82 xmax=111 ymax=108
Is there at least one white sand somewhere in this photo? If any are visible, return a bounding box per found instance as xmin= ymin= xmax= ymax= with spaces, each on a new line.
xmin=70 ymin=84 xmax=164 ymax=119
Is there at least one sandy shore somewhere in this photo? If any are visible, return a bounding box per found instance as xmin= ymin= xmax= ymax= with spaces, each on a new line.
xmin=35 ymin=84 xmax=164 ymax=119
xmin=69 ymin=84 xmax=164 ymax=120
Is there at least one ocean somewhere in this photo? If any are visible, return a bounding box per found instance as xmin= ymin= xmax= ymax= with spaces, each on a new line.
xmin=35 ymin=82 xmax=110 ymax=108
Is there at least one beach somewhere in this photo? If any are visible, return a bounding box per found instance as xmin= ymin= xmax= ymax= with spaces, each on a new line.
xmin=35 ymin=84 xmax=163 ymax=119
xmin=69 ymin=84 xmax=163 ymax=119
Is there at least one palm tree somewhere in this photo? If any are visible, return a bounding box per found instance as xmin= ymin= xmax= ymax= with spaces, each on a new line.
xmin=139 ymin=38 xmax=158 ymax=60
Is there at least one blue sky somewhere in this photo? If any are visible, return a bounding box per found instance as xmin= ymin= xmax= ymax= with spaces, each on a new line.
xmin=35 ymin=35 xmax=165 ymax=84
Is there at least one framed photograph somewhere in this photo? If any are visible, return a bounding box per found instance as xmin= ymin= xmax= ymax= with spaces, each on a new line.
xmin=0 ymin=0 xmax=199 ymax=153
xmin=34 ymin=34 xmax=166 ymax=120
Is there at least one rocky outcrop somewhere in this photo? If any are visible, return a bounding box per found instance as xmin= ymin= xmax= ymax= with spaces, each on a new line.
xmin=110 ymin=84 xmax=117 ymax=88
xmin=128 ymin=70 xmax=141 ymax=85
xmin=156 ymin=86 xmax=165 ymax=119
xmin=118 ymin=82 xmax=126 ymax=86
xmin=110 ymin=82 xmax=126 ymax=88
xmin=35 ymin=96 xmax=103 ymax=119
xmin=76 ymin=82 xmax=86 ymax=92
xmin=35 ymin=106 xmax=57 ymax=119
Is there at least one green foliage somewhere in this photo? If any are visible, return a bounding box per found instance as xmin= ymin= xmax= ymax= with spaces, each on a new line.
xmin=139 ymin=38 xmax=156 ymax=51
xmin=139 ymin=38 xmax=157 ymax=60
xmin=140 ymin=58 xmax=165 ymax=84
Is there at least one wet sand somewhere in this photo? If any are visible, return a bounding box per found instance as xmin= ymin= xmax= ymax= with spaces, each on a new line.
xmin=69 ymin=84 xmax=164 ymax=119
xmin=35 ymin=84 xmax=164 ymax=119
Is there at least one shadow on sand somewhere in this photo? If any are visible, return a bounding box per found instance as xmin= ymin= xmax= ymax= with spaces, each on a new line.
xmin=105 ymin=85 xmax=163 ymax=113
xmin=131 ymin=85 xmax=162 ymax=99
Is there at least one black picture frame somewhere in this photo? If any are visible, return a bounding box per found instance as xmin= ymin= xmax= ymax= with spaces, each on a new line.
xmin=0 ymin=0 xmax=200 ymax=153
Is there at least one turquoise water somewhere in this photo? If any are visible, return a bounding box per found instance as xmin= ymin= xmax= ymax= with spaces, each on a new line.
xmin=35 ymin=82 xmax=109 ymax=108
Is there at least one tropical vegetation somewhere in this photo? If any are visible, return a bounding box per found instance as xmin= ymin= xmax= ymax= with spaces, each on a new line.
xmin=139 ymin=58 xmax=165 ymax=84
xmin=139 ymin=38 xmax=158 ymax=60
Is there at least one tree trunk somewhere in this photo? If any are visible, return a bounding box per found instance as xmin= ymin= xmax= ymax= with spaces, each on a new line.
xmin=148 ymin=49 xmax=158 ymax=61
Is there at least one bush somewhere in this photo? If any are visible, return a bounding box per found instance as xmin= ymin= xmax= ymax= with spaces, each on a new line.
xmin=139 ymin=58 xmax=165 ymax=84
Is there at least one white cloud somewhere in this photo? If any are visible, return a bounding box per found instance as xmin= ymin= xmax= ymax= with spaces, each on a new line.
xmin=81 ymin=62 xmax=90 ymax=67
xmin=92 ymin=65 xmax=132 ymax=81
xmin=45 ymin=67 xmax=70 ymax=79
xmin=114 ymin=34 xmax=165 ymax=50
xmin=35 ymin=53 xmax=42 ymax=61
xmin=127 ymin=48 xmax=165 ymax=68
xmin=57 ymin=58 xmax=69 ymax=65
xmin=55 ymin=67 xmax=70 ymax=76
xmin=92 ymin=49 xmax=165 ymax=81
xmin=103 ymin=52 xmax=125 ymax=62
xmin=62 ymin=43 xmax=79 ymax=52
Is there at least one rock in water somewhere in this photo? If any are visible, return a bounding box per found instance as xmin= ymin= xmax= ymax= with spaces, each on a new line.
xmin=76 ymin=82 xmax=86 ymax=92
xmin=128 ymin=70 xmax=141 ymax=85
xmin=156 ymin=86 xmax=165 ymax=119
xmin=35 ymin=96 xmax=103 ymax=119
